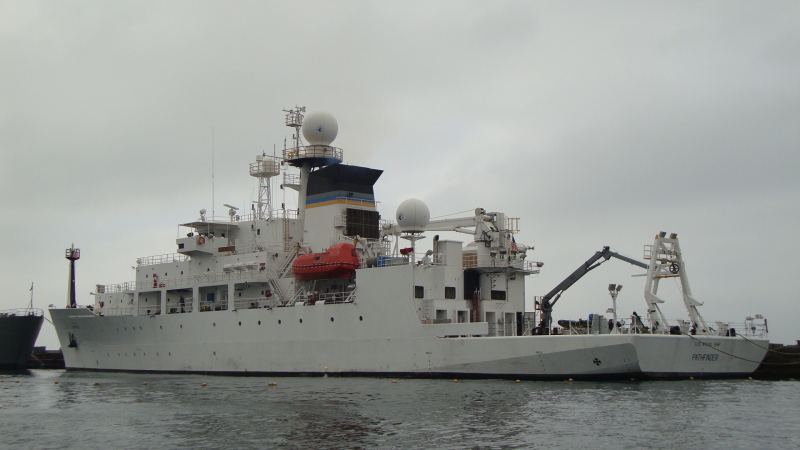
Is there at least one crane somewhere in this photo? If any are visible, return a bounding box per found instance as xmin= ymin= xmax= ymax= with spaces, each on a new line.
xmin=538 ymin=246 xmax=648 ymax=335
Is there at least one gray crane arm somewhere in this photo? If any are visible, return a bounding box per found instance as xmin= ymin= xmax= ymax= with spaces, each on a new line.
xmin=537 ymin=246 xmax=647 ymax=335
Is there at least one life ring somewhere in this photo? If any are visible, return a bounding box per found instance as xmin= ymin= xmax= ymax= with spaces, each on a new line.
xmin=197 ymin=236 xmax=206 ymax=245
xmin=532 ymin=326 xmax=543 ymax=335
xmin=265 ymin=290 xmax=272 ymax=297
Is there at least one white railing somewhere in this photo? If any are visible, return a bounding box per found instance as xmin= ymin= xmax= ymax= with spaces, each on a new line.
xmin=137 ymin=271 xmax=272 ymax=291
xmin=462 ymin=254 xmax=539 ymax=272
xmin=283 ymin=145 xmax=343 ymax=162
xmin=97 ymin=282 xmax=135 ymax=293
xmin=198 ymin=299 xmax=228 ymax=312
xmin=137 ymin=253 xmax=189 ymax=267
xmin=233 ymin=297 xmax=279 ymax=310
xmin=249 ymin=157 xmax=280 ymax=177
xmin=0 ymin=308 xmax=43 ymax=317
xmin=102 ymin=307 xmax=134 ymax=316
xmin=296 ymin=291 xmax=355 ymax=305
xmin=554 ymin=316 xmax=768 ymax=338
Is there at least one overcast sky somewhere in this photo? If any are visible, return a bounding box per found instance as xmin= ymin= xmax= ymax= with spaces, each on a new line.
xmin=2 ymin=1 xmax=798 ymax=349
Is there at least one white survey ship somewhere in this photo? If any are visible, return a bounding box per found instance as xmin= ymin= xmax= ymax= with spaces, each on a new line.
xmin=51 ymin=107 xmax=769 ymax=379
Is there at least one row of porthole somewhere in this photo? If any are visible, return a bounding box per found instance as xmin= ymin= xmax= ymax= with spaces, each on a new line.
xmin=145 ymin=271 xmax=185 ymax=277
xmin=113 ymin=315 xmax=366 ymax=333
xmin=215 ymin=316 xmax=366 ymax=327
xmin=105 ymin=351 xmax=171 ymax=358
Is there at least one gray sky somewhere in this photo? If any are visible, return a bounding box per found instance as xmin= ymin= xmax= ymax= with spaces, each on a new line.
xmin=2 ymin=1 xmax=798 ymax=349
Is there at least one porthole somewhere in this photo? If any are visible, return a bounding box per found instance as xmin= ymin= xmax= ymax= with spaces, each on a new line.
xmin=299 ymin=318 xmax=303 ymax=323
xmin=213 ymin=323 xmax=216 ymax=327
xmin=213 ymin=351 xmax=216 ymax=356
xmin=180 ymin=324 xmax=183 ymax=329
xmin=258 ymin=320 xmax=261 ymax=325
xmin=238 ymin=321 xmax=242 ymax=326
xmin=359 ymin=316 xmax=363 ymax=321
xmin=160 ymin=326 xmax=163 ymax=330
xmin=330 ymin=317 xmax=334 ymax=322
xmin=168 ymin=352 xmax=171 ymax=356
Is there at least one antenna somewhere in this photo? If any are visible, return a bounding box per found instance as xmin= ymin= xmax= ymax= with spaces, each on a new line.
xmin=212 ymin=127 xmax=215 ymax=220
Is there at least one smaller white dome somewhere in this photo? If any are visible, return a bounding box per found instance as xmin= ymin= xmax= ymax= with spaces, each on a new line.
xmin=396 ymin=198 xmax=430 ymax=233
xmin=302 ymin=111 xmax=338 ymax=146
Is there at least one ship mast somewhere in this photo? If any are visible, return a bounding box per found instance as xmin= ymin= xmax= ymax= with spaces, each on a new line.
xmin=250 ymin=153 xmax=280 ymax=219
xmin=282 ymin=107 xmax=342 ymax=248
xmin=65 ymin=244 xmax=80 ymax=308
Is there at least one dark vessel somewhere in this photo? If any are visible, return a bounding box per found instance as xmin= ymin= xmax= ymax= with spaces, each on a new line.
xmin=0 ymin=309 xmax=44 ymax=370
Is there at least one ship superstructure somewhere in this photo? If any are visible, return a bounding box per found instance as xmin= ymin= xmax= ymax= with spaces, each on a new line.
xmin=50 ymin=107 xmax=769 ymax=379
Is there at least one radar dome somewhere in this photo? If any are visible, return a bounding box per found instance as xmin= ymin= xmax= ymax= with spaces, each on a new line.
xmin=302 ymin=111 xmax=338 ymax=146
xmin=396 ymin=198 xmax=430 ymax=233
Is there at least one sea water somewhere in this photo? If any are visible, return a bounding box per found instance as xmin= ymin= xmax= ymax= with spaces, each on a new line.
xmin=1 ymin=370 xmax=798 ymax=449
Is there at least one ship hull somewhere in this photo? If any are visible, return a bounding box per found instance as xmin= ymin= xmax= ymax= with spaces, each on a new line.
xmin=0 ymin=314 xmax=44 ymax=370
xmin=50 ymin=306 xmax=767 ymax=380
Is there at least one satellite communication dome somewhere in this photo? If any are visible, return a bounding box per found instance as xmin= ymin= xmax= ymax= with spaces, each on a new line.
xmin=302 ymin=111 xmax=338 ymax=146
xmin=396 ymin=198 xmax=430 ymax=233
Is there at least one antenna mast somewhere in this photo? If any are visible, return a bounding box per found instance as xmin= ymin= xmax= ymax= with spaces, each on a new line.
xmin=65 ymin=244 xmax=80 ymax=308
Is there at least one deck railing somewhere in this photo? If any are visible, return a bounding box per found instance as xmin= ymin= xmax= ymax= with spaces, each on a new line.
xmin=556 ymin=316 xmax=768 ymax=338
xmin=0 ymin=308 xmax=43 ymax=317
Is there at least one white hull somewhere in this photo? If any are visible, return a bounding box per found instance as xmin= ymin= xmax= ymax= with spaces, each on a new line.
xmin=51 ymin=299 xmax=767 ymax=379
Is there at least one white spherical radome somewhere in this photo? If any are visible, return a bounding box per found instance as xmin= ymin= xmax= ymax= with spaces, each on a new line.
xmin=396 ymin=198 xmax=430 ymax=233
xmin=302 ymin=111 xmax=338 ymax=146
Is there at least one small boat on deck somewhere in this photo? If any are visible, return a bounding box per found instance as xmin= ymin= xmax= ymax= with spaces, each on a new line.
xmin=292 ymin=243 xmax=361 ymax=281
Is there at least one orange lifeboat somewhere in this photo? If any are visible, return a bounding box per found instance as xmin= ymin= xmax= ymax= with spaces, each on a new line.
xmin=292 ymin=243 xmax=361 ymax=281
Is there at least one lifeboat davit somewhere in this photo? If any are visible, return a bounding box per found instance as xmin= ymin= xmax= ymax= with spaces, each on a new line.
xmin=292 ymin=243 xmax=361 ymax=281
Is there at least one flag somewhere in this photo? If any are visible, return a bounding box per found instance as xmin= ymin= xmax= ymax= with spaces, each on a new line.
xmin=510 ymin=236 xmax=519 ymax=254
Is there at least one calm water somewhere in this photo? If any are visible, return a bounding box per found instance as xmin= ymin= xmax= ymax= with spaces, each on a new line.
xmin=1 ymin=370 xmax=798 ymax=449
